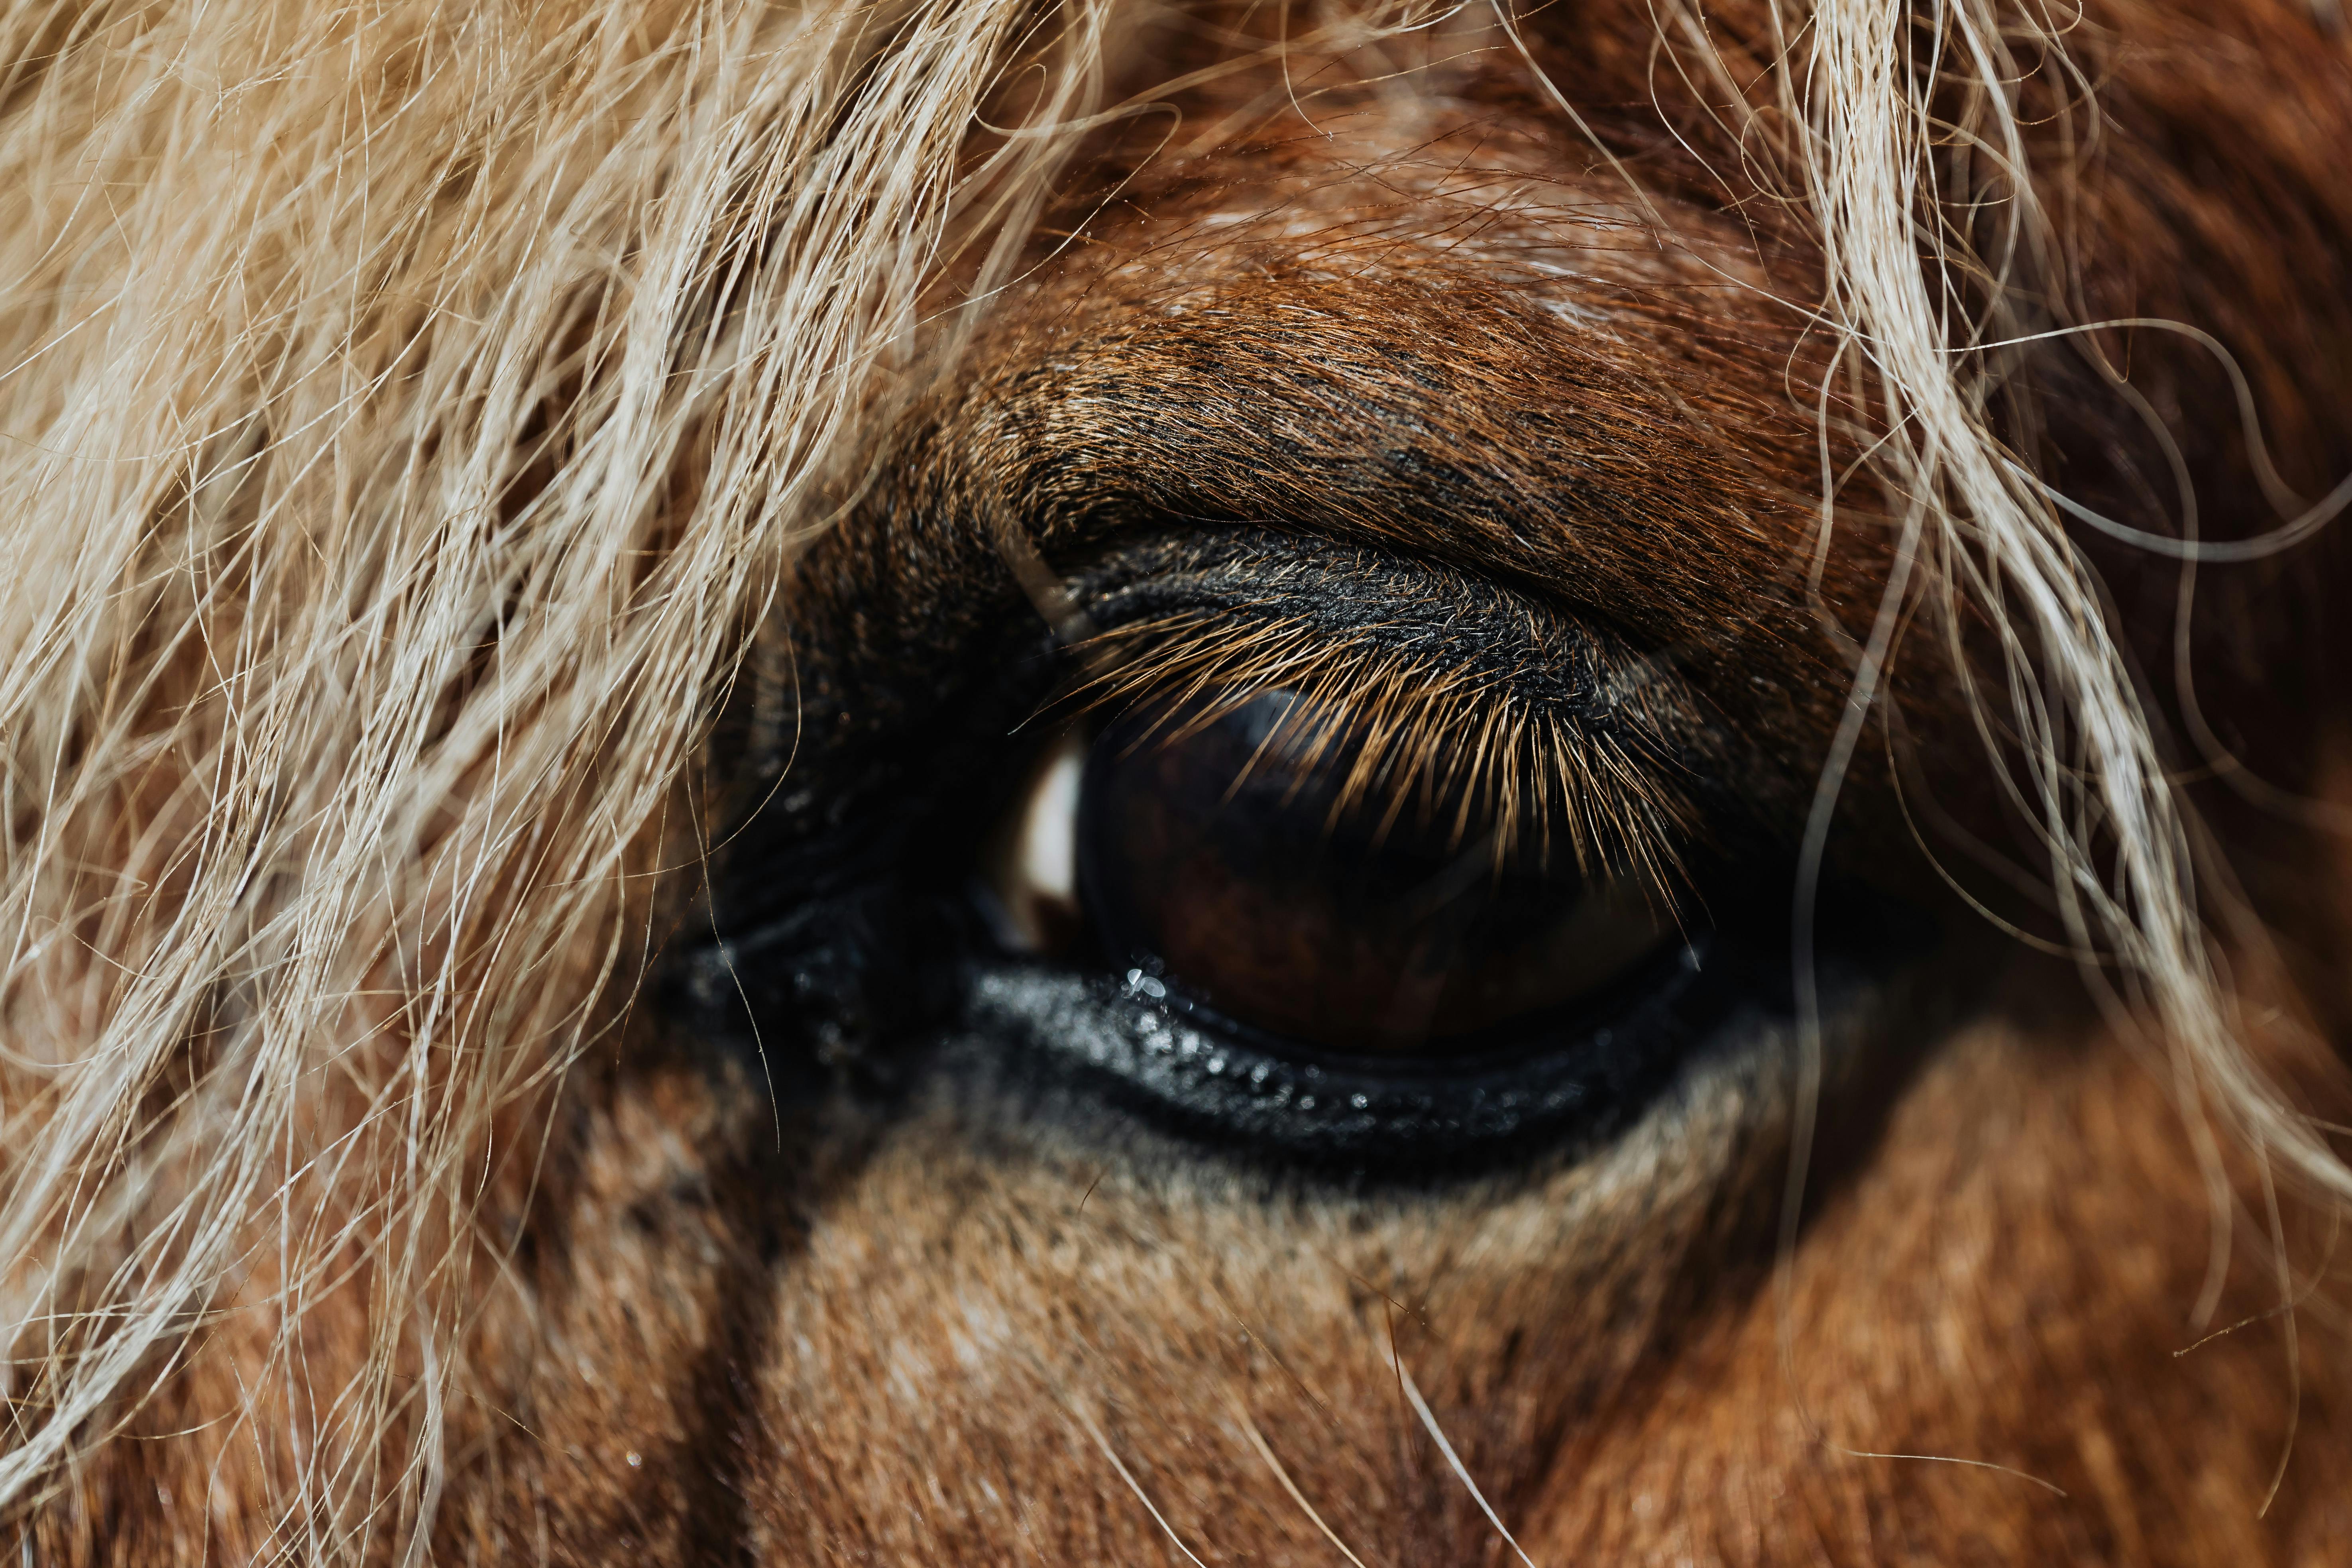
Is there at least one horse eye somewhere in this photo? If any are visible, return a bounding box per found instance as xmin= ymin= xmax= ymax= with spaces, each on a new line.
xmin=987 ymin=690 xmax=1677 ymax=1058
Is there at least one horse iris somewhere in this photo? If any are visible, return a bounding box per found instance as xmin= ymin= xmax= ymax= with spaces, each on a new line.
xmin=1071 ymin=692 xmax=1672 ymax=1054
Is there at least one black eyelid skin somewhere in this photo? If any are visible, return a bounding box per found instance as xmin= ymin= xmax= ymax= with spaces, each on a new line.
xmin=962 ymin=936 xmax=1729 ymax=1173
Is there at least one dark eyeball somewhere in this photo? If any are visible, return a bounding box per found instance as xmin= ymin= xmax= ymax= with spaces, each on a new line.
xmin=988 ymin=690 xmax=1676 ymax=1056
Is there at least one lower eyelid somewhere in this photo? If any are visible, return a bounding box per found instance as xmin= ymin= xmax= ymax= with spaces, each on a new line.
xmin=957 ymin=938 xmax=1729 ymax=1175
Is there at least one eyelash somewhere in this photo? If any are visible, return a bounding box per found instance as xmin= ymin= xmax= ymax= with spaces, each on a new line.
xmin=1053 ymin=608 xmax=1699 ymax=897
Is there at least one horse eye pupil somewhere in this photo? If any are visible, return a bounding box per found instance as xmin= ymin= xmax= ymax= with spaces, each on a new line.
xmin=1076 ymin=692 xmax=1670 ymax=1054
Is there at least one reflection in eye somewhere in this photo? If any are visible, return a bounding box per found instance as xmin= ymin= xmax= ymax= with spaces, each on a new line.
xmin=987 ymin=729 xmax=1088 ymax=957
xmin=990 ymin=690 xmax=1676 ymax=1056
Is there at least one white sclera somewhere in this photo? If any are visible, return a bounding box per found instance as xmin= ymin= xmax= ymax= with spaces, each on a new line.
xmin=988 ymin=730 xmax=1086 ymax=953
xmin=1016 ymin=739 xmax=1084 ymax=905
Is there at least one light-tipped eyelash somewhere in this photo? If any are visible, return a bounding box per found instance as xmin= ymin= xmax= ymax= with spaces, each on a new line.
xmin=1050 ymin=609 xmax=1696 ymax=898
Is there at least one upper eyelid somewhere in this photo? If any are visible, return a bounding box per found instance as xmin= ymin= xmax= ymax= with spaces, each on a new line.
xmin=1064 ymin=610 xmax=1697 ymax=892
xmin=1053 ymin=531 xmax=1682 ymax=719
xmin=1036 ymin=541 xmax=1719 ymax=891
